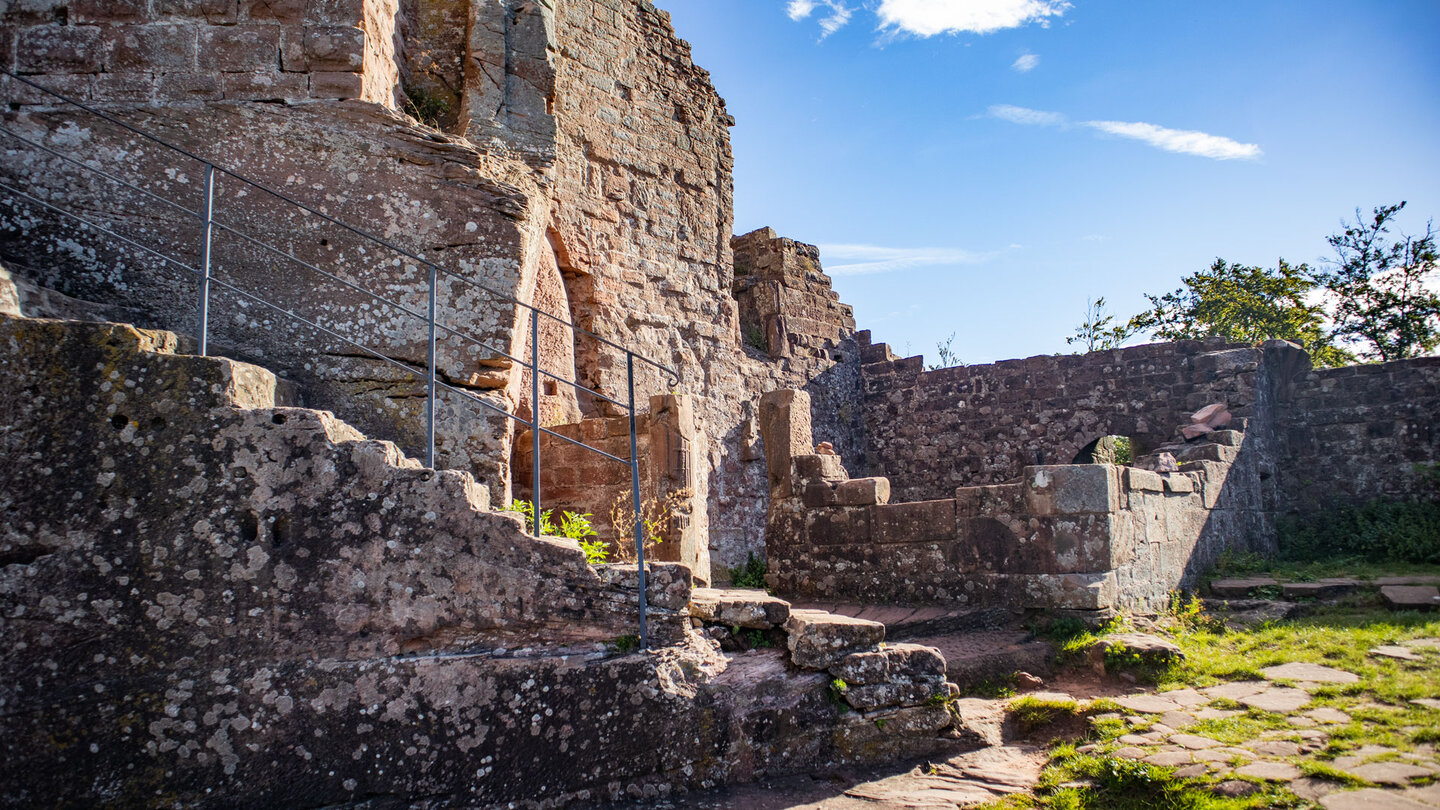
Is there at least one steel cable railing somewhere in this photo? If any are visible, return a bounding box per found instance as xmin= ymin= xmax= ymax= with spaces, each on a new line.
xmin=0 ymin=70 xmax=671 ymax=648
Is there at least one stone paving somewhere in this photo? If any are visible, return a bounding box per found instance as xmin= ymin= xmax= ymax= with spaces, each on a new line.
xmin=1071 ymin=639 xmax=1440 ymax=806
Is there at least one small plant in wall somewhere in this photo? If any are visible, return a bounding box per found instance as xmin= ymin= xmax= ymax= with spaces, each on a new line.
xmin=605 ymin=488 xmax=693 ymax=562
xmin=505 ymin=500 xmax=607 ymax=563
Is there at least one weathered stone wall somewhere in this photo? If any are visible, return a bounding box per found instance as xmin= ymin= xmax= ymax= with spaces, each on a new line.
xmin=1276 ymin=357 xmax=1440 ymax=515
xmin=858 ymin=335 xmax=1305 ymax=504
xmin=761 ymin=389 xmax=1272 ymax=614
xmin=0 ymin=314 xmax=964 ymax=808
xmin=0 ymin=99 xmax=548 ymax=497
xmin=0 ymin=0 xmax=401 ymax=105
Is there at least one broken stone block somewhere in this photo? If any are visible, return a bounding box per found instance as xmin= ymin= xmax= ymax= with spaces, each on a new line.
xmin=1181 ymin=423 xmax=1214 ymax=441
xmin=784 ymin=609 xmax=885 ymax=670
xmin=803 ymin=477 xmax=890 ymax=508
xmin=815 ymin=441 xmax=837 ymax=456
xmin=688 ymin=587 xmax=790 ymax=629
xmin=592 ymin=562 xmax=692 ymax=611
xmin=1191 ymin=403 xmax=1230 ymax=425
xmin=793 ymin=453 xmax=848 ymax=484
xmin=1125 ymin=467 xmax=1164 ymax=492
xmin=1381 ymin=585 xmax=1440 ymax=611
xmin=830 ymin=644 xmax=946 ymax=686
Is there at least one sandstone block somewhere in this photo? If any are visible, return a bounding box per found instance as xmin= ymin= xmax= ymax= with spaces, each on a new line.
xmin=1025 ymin=465 xmax=1119 ymax=516
xmin=156 ymin=71 xmax=223 ymax=102
xmin=1209 ymin=577 xmax=1278 ymax=598
xmin=805 ymin=507 xmax=870 ymax=546
xmin=688 ymin=587 xmax=789 ymax=629
xmin=221 ymin=69 xmax=307 ymax=101
xmin=784 ymin=609 xmax=885 ymax=669
xmin=199 ymin=25 xmax=282 ymax=72
xmin=793 ymin=452 xmax=846 ymax=483
xmin=836 ymin=477 xmax=889 ymax=506
xmin=103 ymin=24 xmax=198 ymax=71
xmin=73 ymin=0 xmax=149 ymax=23
xmin=308 ymin=70 xmax=362 ymax=99
xmin=155 ymin=0 xmax=240 ymax=23
xmin=842 ymin=680 xmax=944 ymax=711
xmin=954 ymin=483 xmax=1022 ymax=517
xmin=1125 ymin=467 xmax=1164 ymax=492
xmin=16 ymin=25 xmax=103 ymax=73
xmin=871 ymin=499 xmax=956 ymax=544
xmin=1381 ymin=585 xmax=1440 ymax=611
xmin=305 ymin=0 xmax=367 ymax=24
xmin=1085 ymin=633 xmax=1183 ymax=674
xmin=241 ymin=0 xmax=306 ymax=22
xmin=1281 ymin=580 xmax=1358 ymax=600
xmin=830 ymin=643 xmax=946 ymax=686
xmin=593 ymin=562 xmax=692 ymax=611
xmin=759 ymin=389 xmax=813 ymax=498
xmin=91 ymin=72 xmax=155 ymax=102
xmin=1162 ymin=473 xmax=1195 ymax=493
xmin=301 ymin=24 xmax=364 ymax=71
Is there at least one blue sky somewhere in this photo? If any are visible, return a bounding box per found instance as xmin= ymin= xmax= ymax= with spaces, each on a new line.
xmin=660 ymin=1 xmax=1440 ymax=365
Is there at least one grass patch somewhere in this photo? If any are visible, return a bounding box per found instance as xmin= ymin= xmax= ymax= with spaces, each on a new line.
xmin=1182 ymin=710 xmax=1295 ymax=746
xmin=1298 ymin=760 xmax=1369 ymax=786
xmin=1210 ymin=548 xmax=1440 ymax=583
xmin=1009 ymin=695 xmax=1082 ymax=732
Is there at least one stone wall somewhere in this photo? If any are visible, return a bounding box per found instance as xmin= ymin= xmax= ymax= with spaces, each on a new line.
xmin=0 ymin=0 xmax=401 ymax=105
xmin=857 ymin=334 xmax=1307 ymax=505
xmin=0 ymin=314 xmax=963 ymax=806
xmin=1277 ymin=357 xmax=1440 ymax=515
xmin=761 ymin=389 xmax=1272 ymax=614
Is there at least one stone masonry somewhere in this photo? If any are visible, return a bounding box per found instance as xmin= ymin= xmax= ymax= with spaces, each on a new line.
xmin=0 ymin=312 xmax=967 ymax=807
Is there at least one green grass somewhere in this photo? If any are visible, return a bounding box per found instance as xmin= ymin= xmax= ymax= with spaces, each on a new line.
xmin=1211 ymin=550 xmax=1440 ymax=583
xmin=989 ymin=596 xmax=1440 ymax=809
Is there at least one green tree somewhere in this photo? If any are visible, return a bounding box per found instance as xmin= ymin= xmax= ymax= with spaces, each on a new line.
xmin=1066 ymin=297 xmax=1137 ymax=352
xmin=1126 ymin=258 xmax=1352 ymax=367
xmin=1314 ymin=202 xmax=1440 ymax=362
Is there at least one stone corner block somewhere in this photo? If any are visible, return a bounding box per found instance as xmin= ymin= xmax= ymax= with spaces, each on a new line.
xmin=784 ymin=609 xmax=885 ymax=670
xmin=1024 ymin=464 xmax=1120 ymax=515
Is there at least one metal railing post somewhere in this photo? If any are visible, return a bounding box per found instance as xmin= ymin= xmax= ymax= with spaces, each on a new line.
xmin=197 ymin=163 xmax=215 ymax=356
xmin=425 ymin=264 xmax=437 ymax=468
xmin=627 ymin=352 xmax=649 ymax=651
xmin=531 ymin=309 xmax=542 ymax=536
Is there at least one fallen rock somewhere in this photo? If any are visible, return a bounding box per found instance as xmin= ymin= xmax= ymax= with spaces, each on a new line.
xmin=785 ymin=609 xmax=886 ymax=670
xmin=1014 ymin=671 xmax=1046 ymax=690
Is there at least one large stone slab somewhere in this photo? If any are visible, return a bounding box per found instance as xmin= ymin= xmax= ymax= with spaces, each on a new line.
xmin=1382 ymin=586 xmax=1440 ymax=611
xmin=689 ymin=588 xmax=791 ymax=629
xmin=1211 ymin=577 xmax=1279 ymax=598
xmin=784 ymin=609 xmax=886 ymax=670
xmin=1239 ymin=686 xmax=1312 ymax=713
xmin=831 ymin=644 xmax=946 ymax=686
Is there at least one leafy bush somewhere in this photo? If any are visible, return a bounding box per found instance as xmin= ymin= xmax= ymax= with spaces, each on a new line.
xmin=1279 ymin=499 xmax=1440 ymax=564
xmin=506 ymin=500 xmax=606 ymax=562
xmin=729 ymin=551 xmax=768 ymax=589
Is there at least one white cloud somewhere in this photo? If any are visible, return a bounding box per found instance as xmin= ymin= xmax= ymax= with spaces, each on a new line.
xmin=787 ymin=0 xmax=855 ymax=37
xmin=1082 ymin=120 xmax=1262 ymax=161
xmin=988 ymin=103 xmax=1263 ymax=161
xmin=818 ymin=243 xmax=995 ymax=275
xmin=876 ymin=0 xmax=1069 ymax=37
xmin=1012 ymin=53 xmax=1040 ymax=72
xmin=988 ymin=104 xmax=1066 ymax=127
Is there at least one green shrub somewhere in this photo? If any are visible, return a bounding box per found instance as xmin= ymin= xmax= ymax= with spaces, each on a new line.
xmin=507 ymin=500 xmax=607 ymax=562
xmin=729 ymin=551 xmax=768 ymax=588
xmin=1279 ymin=499 xmax=1440 ymax=564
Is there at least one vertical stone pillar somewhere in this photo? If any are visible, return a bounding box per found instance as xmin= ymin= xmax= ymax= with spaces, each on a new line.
xmin=649 ymin=394 xmax=711 ymax=585
xmin=758 ymin=389 xmax=814 ymax=499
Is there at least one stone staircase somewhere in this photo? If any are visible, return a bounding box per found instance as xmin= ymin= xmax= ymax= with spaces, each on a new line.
xmin=0 ymin=311 xmax=980 ymax=808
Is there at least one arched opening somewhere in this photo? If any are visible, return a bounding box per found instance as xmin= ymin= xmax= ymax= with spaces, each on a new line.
xmin=1072 ymin=435 xmax=1133 ymax=466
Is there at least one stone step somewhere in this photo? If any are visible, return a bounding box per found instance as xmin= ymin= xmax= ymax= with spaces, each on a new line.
xmin=689 ymin=587 xmax=791 ymax=629
xmin=1381 ymin=585 xmax=1440 ymax=611
xmin=906 ymin=629 xmax=1055 ymax=689
xmin=790 ymin=602 xmax=1019 ymax=638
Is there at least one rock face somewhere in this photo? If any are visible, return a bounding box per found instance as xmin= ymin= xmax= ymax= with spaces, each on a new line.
xmin=0 ymin=314 xmax=962 ymax=807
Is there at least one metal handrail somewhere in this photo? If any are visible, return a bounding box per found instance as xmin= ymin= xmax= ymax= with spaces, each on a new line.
xmin=0 ymin=71 xmax=657 ymax=649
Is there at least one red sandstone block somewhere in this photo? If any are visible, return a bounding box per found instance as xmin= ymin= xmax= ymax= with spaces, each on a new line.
xmin=72 ymin=0 xmax=150 ymax=24
xmin=278 ymin=24 xmax=305 ymax=70
xmin=5 ymin=71 xmax=90 ymax=103
xmin=240 ymin=0 xmax=306 ymax=23
xmin=155 ymin=71 xmax=223 ymax=102
xmin=103 ymin=24 xmax=198 ymax=71
xmin=16 ymin=25 xmax=103 ymax=74
xmin=1 ymin=1 xmax=67 ymax=26
xmin=91 ymin=71 xmax=155 ymax=103
xmin=806 ymin=507 xmax=870 ymax=546
xmin=305 ymin=0 xmax=364 ymax=25
xmin=198 ymin=24 xmax=281 ymax=72
xmin=871 ymin=499 xmax=956 ymax=545
xmin=154 ymin=0 xmax=240 ymax=23
xmin=220 ymin=69 xmax=305 ymax=101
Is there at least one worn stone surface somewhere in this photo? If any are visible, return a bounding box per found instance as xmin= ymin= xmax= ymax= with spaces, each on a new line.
xmin=1261 ymin=662 xmax=1360 ymax=684
xmin=690 ymin=587 xmax=791 ymax=629
xmin=1383 ymin=586 xmax=1440 ymax=611
xmin=784 ymin=609 xmax=886 ymax=670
